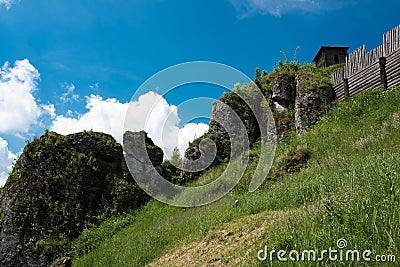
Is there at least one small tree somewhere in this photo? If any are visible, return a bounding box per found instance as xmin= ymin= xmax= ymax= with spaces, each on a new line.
xmin=170 ymin=147 xmax=182 ymax=168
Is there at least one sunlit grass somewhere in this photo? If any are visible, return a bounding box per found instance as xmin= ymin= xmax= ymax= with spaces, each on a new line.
xmin=73 ymin=87 xmax=400 ymax=267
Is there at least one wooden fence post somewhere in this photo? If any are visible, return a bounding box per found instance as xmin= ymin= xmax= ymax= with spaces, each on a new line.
xmin=343 ymin=79 xmax=349 ymax=97
xmin=379 ymin=57 xmax=388 ymax=89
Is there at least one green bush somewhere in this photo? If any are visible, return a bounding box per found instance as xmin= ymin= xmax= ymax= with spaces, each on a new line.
xmin=162 ymin=160 xmax=184 ymax=185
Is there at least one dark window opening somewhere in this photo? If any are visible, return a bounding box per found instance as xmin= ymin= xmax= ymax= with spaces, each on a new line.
xmin=334 ymin=55 xmax=339 ymax=64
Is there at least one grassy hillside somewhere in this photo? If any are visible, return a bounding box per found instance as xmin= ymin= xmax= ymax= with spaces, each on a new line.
xmin=72 ymin=87 xmax=400 ymax=266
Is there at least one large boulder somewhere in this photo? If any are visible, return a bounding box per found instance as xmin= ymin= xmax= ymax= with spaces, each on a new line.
xmin=0 ymin=130 xmax=156 ymax=266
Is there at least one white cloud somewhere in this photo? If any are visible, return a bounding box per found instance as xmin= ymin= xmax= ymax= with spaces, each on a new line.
xmin=51 ymin=94 xmax=128 ymax=142
xmin=124 ymin=91 xmax=209 ymax=158
xmin=177 ymin=123 xmax=209 ymax=156
xmin=89 ymin=82 xmax=99 ymax=91
xmin=40 ymin=104 xmax=56 ymax=119
xmin=0 ymin=137 xmax=17 ymax=186
xmin=0 ymin=0 xmax=16 ymax=10
xmin=51 ymin=91 xmax=209 ymax=159
xmin=229 ymin=0 xmax=355 ymax=17
xmin=60 ymin=82 xmax=79 ymax=103
xmin=125 ymin=92 xmax=180 ymax=156
xmin=0 ymin=59 xmax=52 ymax=134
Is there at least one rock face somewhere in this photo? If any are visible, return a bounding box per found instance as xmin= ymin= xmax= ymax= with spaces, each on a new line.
xmin=182 ymin=131 xmax=222 ymax=182
xmin=209 ymin=100 xmax=260 ymax=146
xmin=295 ymin=76 xmax=335 ymax=134
xmin=269 ymin=71 xmax=335 ymax=136
xmin=272 ymin=73 xmax=296 ymax=113
xmin=270 ymin=72 xmax=297 ymax=139
xmin=123 ymin=131 xmax=164 ymax=195
xmin=0 ymin=130 xmax=159 ymax=267
xmin=183 ymin=89 xmax=261 ymax=181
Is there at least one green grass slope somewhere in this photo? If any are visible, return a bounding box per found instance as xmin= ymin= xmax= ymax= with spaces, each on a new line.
xmin=72 ymin=87 xmax=400 ymax=266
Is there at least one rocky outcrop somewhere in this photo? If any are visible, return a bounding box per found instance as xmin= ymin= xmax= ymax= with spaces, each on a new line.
xmin=272 ymin=73 xmax=296 ymax=113
xmin=269 ymin=72 xmax=297 ymax=140
xmin=269 ymin=69 xmax=335 ymax=136
xmin=295 ymin=75 xmax=335 ymax=134
xmin=182 ymin=131 xmax=223 ymax=182
xmin=123 ymin=131 xmax=164 ymax=195
xmin=209 ymin=99 xmax=260 ymax=146
xmin=182 ymin=67 xmax=335 ymax=182
xmin=183 ymin=89 xmax=261 ymax=181
xmin=0 ymin=130 xmax=160 ymax=267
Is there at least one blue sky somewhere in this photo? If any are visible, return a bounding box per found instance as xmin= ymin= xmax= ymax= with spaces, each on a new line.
xmin=0 ymin=0 xmax=399 ymax=185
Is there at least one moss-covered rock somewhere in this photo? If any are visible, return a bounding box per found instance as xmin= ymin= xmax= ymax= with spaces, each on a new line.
xmin=295 ymin=67 xmax=335 ymax=134
xmin=183 ymin=131 xmax=229 ymax=182
xmin=272 ymin=72 xmax=297 ymax=113
xmin=0 ymin=130 xmax=154 ymax=266
xmin=182 ymin=83 xmax=264 ymax=182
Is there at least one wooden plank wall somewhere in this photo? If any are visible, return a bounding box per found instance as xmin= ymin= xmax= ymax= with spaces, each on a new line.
xmin=332 ymin=67 xmax=344 ymax=86
xmin=333 ymin=81 xmax=346 ymax=100
xmin=384 ymin=25 xmax=400 ymax=55
xmin=386 ymin=49 xmax=400 ymax=88
xmin=385 ymin=25 xmax=400 ymax=89
xmin=348 ymin=61 xmax=381 ymax=96
xmin=345 ymin=45 xmax=367 ymax=77
xmin=332 ymin=24 xmax=400 ymax=100
xmin=332 ymin=68 xmax=346 ymax=100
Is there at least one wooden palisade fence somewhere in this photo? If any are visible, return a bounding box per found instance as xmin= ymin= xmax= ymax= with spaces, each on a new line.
xmin=332 ymin=25 xmax=400 ymax=100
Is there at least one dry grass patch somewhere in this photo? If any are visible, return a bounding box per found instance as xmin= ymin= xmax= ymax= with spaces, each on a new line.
xmin=147 ymin=205 xmax=320 ymax=267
